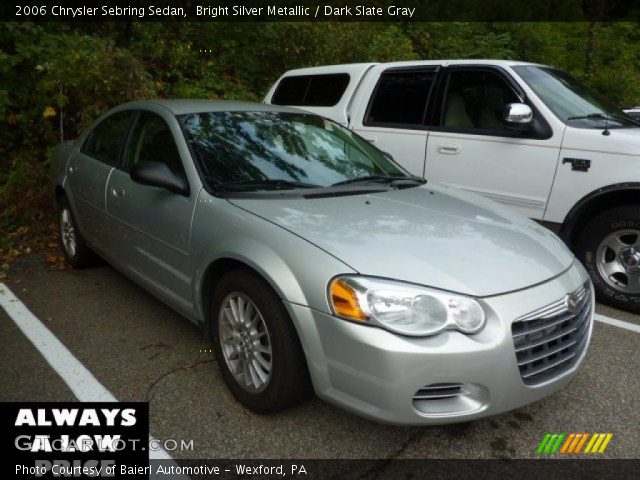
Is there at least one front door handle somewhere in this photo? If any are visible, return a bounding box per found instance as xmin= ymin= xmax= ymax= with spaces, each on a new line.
xmin=68 ymin=165 xmax=78 ymax=175
xmin=111 ymin=187 xmax=126 ymax=198
xmin=362 ymin=136 xmax=377 ymax=144
xmin=437 ymin=144 xmax=462 ymax=155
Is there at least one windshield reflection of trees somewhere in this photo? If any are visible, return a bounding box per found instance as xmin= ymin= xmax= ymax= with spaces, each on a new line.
xmin=182 ymin=111 xmax=397 ymax=186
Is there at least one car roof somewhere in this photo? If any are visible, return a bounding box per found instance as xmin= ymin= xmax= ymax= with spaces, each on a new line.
xmin=280 ymin=59 xmax=544 ymax=76
xmin=117 ymin=99 xmax=304 ymax=116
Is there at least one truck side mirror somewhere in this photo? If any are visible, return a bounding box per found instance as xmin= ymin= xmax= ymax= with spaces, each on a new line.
xmin=502 ymin=103 xmax=533 ymax=131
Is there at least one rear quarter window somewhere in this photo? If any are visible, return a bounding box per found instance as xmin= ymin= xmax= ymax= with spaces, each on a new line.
xmin=271 ymin=73 xmax=350 ymax=107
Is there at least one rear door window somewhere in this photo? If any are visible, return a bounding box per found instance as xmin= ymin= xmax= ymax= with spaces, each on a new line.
xmin=364 ymin=69 xmax=437 ymax=128
xmin=81 ymin=111 xmax=135 ymax=166
xmin=272 ymin=73 xmax=350 ymax=107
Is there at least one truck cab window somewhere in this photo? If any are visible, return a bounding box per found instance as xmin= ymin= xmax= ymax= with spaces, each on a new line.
xmin=443 ymin=70 xmax=519 ymax=133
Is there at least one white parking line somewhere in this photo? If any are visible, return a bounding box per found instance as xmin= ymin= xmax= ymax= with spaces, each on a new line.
xmin=594 ymin=313 xmax=640 ymax=333
xmin=0 ymin=283 xmax=179 ymax=469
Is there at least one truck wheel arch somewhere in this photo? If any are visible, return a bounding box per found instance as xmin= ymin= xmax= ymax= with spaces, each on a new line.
xmin=560 ymin=183 xmax=640 ymax=247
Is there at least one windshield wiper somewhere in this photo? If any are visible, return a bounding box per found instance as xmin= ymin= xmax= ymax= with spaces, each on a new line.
xmin=331 ymin=175 xmax=426 ymax=187
xmin=215 ymin=179 xmax=321 ymax=191
xmin=566 ymin=113 xmax=613 ymax=121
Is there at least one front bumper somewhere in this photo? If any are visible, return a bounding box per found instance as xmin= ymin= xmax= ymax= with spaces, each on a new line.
xmin=285 ymin=262 xmax=593 ymax=425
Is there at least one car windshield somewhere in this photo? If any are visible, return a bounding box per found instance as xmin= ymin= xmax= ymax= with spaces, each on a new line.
xmin=513 ymin=66 xmax=639 ymax=129
xmin=179 ymin=110 xmax=411 ymax=191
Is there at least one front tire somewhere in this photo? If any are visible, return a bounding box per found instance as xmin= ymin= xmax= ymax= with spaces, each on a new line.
xmin=211 ymin=268 xmax=312 ymax=413
xmin=58 ymin=198 xmax=99 ymax=269
xmin=575 ymin=205 xmax=640 ymax=313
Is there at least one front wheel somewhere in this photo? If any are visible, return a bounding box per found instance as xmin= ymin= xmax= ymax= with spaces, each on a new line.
xmin=210 ymin=268 xmax=312 ymax=413
xmin=575 ymin=205 xmax=640 ymax=313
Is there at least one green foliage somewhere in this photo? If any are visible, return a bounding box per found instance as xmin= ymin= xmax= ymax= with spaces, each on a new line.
xmin=1 ymin=21 xmax=640 ymax=251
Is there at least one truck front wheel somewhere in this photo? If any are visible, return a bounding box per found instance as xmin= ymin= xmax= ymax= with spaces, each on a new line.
xmin=575 ymin=205 xmax=640 ymax=313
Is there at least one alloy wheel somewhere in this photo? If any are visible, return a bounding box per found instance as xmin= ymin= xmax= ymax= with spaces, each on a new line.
xmin=218 ymin=293 xmax=273 ymax=393
xmin=60 ymin=208 xmax=77 ymax=258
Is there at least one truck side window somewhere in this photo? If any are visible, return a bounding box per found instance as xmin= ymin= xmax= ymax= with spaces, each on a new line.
xmin=272 ymin=74 xmax=350 ymax=107
xmin=81 ymin=111 xmax=135 ymax=167
xmin=123 ymin=112 xmax=185 ymax=176
xmin=365 ymin=70 xmax=436 ymax=128
xmin=442 ymin=70 xmax=520 ymax=133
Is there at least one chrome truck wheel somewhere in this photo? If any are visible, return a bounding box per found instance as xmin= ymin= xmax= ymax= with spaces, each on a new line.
xmin=596 ymin=229 xmax=640 ymax=294
xmin=576 ymin=205 xmax=640 ymax=314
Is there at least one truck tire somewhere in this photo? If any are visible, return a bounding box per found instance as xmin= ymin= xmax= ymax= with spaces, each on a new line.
xmin=575 ymin=205 xmax=640 ymax=313
xmin=58 ymin=197 xmax=101 ymax=269
xmin=210 ymin=267 xmax=312 ymax=413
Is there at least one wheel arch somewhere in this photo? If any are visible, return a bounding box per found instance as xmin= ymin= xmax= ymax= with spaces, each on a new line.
xmin=560 ymin=183 xmax=640 ymax=248
xmin=195 ymin=252 xmax=308 ymax=334
xmin=54 ymin=184 xmax=67 ymax=210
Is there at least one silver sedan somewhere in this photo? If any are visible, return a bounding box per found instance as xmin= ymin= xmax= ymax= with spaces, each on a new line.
xmin=52 ymin=100 xmax=594 ymax=425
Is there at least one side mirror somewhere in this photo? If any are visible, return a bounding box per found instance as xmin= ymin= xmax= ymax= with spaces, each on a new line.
xmin=502 ymin=103 xmax=533 ymax=130
xmin=130 ymin=161 xmax=189 ymax=196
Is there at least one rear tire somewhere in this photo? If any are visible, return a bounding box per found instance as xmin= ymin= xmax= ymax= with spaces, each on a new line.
xmin=58 ymin=198 xmax=100 ymax=269
xmin=210 ymin=267 xmax=312 ymax=413
xmin=575 ymin=205 xmax=640 ymax=313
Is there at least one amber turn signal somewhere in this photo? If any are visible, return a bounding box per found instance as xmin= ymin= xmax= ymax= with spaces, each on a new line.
xmin=330 ymin=278 xmax=368 ymax=321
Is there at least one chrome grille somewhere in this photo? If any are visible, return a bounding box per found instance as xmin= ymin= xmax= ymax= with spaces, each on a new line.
xmin=511 ymin=282 xmax=592 ymax=385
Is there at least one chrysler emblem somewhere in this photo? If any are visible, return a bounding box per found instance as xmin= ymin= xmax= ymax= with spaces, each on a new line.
xmin=565 ymin=293 xmax=579 ymax=312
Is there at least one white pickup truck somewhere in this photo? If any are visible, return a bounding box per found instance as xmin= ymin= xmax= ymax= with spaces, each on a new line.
xmin=265 ymin=60 xmax=640 ymax=312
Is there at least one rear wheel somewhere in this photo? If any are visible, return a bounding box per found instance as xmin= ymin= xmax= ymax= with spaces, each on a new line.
xmin=575 ymin=205 xmax=640 ymax=313
xmin=210 ymin=268 xmax=312 ymax=413
xmin=58 ymin=198 xmax=100 ymax=268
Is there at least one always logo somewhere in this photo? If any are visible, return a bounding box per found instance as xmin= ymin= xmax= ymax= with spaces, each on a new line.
xmin=14 ymin=407 xmax=137 ymax=453
xmin=3 ymin=402 xmax=149 ymax=478
xmin=16 ymin=407 xmax=137 ymax=427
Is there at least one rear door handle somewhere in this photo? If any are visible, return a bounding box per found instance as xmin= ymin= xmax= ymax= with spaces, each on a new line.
xmin=437 ymin=144 xmax=462 ymax=155
xmin=111 ymin=187 xmax=126 ymax=198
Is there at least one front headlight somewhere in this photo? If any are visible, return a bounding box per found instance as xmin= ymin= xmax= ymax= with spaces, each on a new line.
xmin=329 ymin=276 xmax=485 ymax=336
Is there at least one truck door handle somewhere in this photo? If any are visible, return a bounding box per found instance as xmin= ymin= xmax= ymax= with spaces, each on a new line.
xmin=437 ymin=144 xmax=462 ymax=155
xmin=362 ymin=136 xmax=377 ymax=144
xmin=111 ymin=187 xmax=126 ymax=198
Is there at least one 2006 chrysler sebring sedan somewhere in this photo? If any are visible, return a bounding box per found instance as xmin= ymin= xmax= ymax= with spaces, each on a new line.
xmin=52 ymin=100 xmax=594 ymax=425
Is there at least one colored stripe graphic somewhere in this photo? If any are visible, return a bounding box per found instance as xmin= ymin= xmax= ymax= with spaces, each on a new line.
xmin=574 ymin=433 xmax=589 ymax=453
xmin=560 ymin=434 xmax=575 ymax=453
xmin=598 ymin=434 xmax=613 ymax=453
xmin=537 ymin=434 xmax=552 ymax=454
xmin=538 ymin=433 xmax=612 ymax=454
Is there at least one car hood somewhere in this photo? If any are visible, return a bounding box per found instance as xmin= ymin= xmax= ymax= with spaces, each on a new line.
xmin=228 ymin=184 xmax=574 ymax=297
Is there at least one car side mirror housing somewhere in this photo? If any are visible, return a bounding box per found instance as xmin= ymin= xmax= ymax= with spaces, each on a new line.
xmin=502 ymin=103 xmax=533 ymax=131
xmin=130 ymin=161 xmax=190 ymax=196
